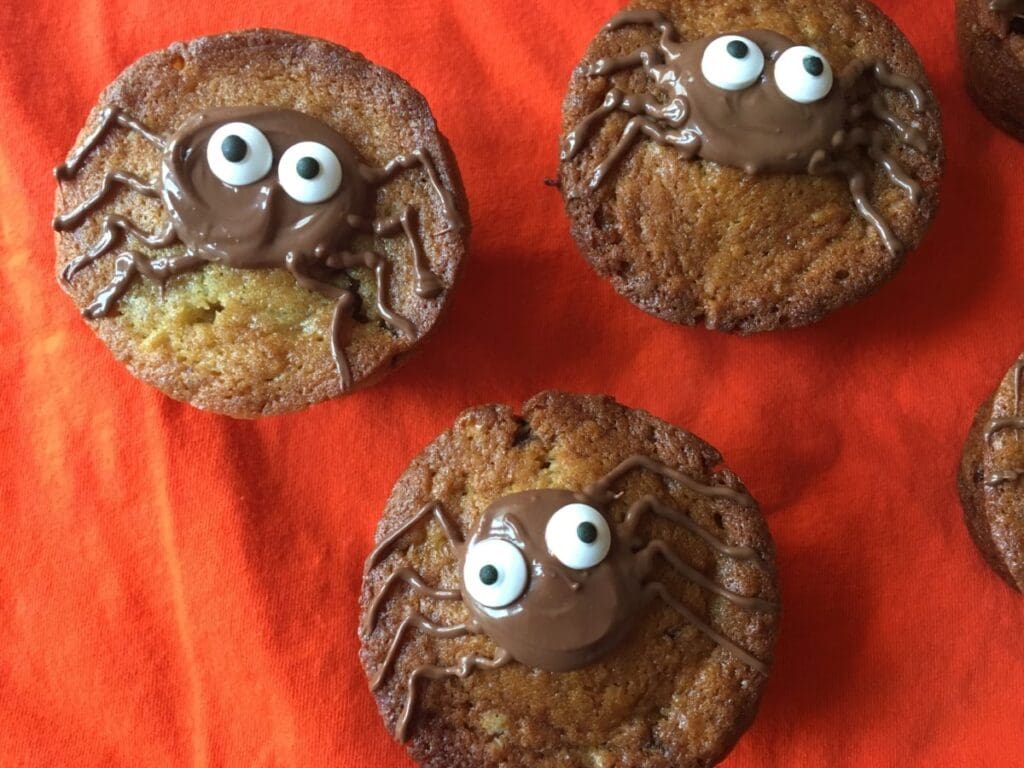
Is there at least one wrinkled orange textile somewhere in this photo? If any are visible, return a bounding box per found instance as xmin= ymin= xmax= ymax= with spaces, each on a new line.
xmin=0 ymin=1 xmax=1022 ymax=765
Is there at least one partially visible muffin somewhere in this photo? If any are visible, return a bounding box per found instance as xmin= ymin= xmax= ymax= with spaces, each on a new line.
xmin=560 ymin=0 xmax=943 ymax=333
xmin=957 ymin=0 xmax=1024 ymax=140
xmin=360 ymin=391 xmax=779 ymax=768
xmin=959 ymin=354 xmax=1024 ymax=592
xmin=53 ymin=29 xmax=468 ymax=417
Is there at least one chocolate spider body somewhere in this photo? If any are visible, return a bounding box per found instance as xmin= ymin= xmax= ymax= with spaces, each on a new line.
xmin=562 ymin=10 xmax=930 ymax=256
xmin=362 ymin=456 xmax=777 ymax=742
xmin=54 ymin=105 xmax=463 ymax=390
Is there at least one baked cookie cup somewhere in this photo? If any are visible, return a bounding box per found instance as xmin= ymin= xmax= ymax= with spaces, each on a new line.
xmin=959 ymin=353 xmax=1024 ymax=592
xmin=957 ymin=0 xmax=1024 ymax=140
xmin=560 ymin=0 xmax=943 ymax=333
xmin=53 ymin=29 xmax=469 ymax=418
xmin=360 ymin=391 xmax=779 ymax=768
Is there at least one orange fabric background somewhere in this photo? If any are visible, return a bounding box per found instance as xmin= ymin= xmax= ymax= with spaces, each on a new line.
xmin=1 ymin=0 xmax=1022 ymax=765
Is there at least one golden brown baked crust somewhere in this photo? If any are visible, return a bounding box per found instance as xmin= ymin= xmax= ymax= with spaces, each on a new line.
xmin=360 ymin=391 xmax=779 ymax=768
xmin=560 ymin=0 xmax=944 ymax=333
xmin=957 ymin=0 xmax=1024 ymax=140
xmin=53 ymin=29 xmax=469 ymax=418
xmin=958 ymin=355 xmax=1024 ymax=592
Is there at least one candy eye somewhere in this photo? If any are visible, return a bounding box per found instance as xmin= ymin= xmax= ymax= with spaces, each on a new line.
xmin=278 ymin=141 xmax=343 ymax=204
xmin=544 ymin=503 xmax=612 ymax=571
xmin=701 ymin=35 xmax=765 ymax=91
xmin=206 ymin=122 xmax=273 ymax=186
xmin=463 ymin=539 xmax=528 ymax=609
xmin=774 ymin=46 xmax=834 ymax=104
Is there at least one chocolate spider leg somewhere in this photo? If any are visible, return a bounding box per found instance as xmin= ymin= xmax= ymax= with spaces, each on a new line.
xmin=327 ymin=250 xmax=417 ymax=340
xmin=53 ymin=170 xmax=160 ymax=231
xmin=586 ymin=455 xmax=756 ymax=509
xmin=362 ymin=150 xmax=464 ymax=231
xmin=619 ymin=495 xmax=764 ymax=565
xmin=83 ymin=250 xmax=205 ymax=319
xmin=867 ymin=136 xmax=922 ymax=203
xmin=865 ymin=94 xmax=928 ymax=153
xmin=590 ymin=45 xmax=665 ymax=77
xmin=356 ymin=206 xmax=443 ymax=299
xmin=63 ymin=218 xmax=178 ymax=283
xmin=55 ymin=105 xmax=164 ymax=181
xmin=363 ymin=567 xmax=461 ymax=635
xmin=589 ymin=116 xmax=699 ymax=189
xmin=595 ymin=9 xmax=679 ymax=72
xmin=635 ymin=540 xmax=776 ymax=612
xmin=395 ymin=648 xmax=513 ymax=742
xmin=561 ymin=88 xmax=689 ymax=161
xmin=365 ymin=501 xmax=465 ymax=574
xmin=809 ymin=151 xmax=902 ymax=257
xmin=369 ymin=612 xmax=473 ymax=691
xmin=643 ymin=582 xmax=769 ymax=674
xmin=285 ymin=253 xmax=359 ymax=390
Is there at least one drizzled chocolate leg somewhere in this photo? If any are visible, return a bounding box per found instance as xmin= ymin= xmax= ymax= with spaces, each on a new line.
xmin=618 ymin=496 xmax=764 ymax=565
xmin=643 ymin=582 xmax=769 ymax=674
xmin=809 ymin=152 xmax=902 ymax=256
xmin=362 ymin=149 xmax=464 ymax=231
xmin=589 ymin=116 xmax=699 ymax=189
xmin=369 ymin=612 xmax=472 ymax=690
xmin=590 ymin=45 xmax=664 ymax=77
xmin=54 ymin=105 xmax=164 ymax=182
xmin=586 ymin=455 xmax=756 ymax=508
xmin=562 ymin=89 xmax=688 ymax=161
xmin=63 ymin=218 xmax=178 ymax=283
xmin=53 ymin=171 xmax=160 ymax=231
xmin=600 ymin=9 xmax=678 ymax=60
xmin=635 ymin=540 xmax=776 ymax=612
xmin=327 ymin=250 xmax=416 ymax=340
xmin=83 ymin=250 xmax=204 ymax=319
xmin=285 ymin=252 xmax=359 ymax=391
xmin=365 ymin=501 xmax=464 ymax=573
xmin=396 ymin=649 xmax=513 ymax=741
xmin=363 ymin=567 xmax=461 ymax=635
xmin=371 ymin=207 xmax=444 ymax=299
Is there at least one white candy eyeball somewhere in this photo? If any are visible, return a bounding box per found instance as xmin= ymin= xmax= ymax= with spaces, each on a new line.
xmin=206 ymin=122 xmax=273 ymax=186
xmin=774 ymin=46 xmax=834 ymax=104
xmin=278 ymin=141 xmax=343 ymax=204
xmin=463 ymin=539 xmax=528 ymax=609
xmin=701 ymin=35 xmax=765 ymax=91
xmin=544 ymin=504 xmax=612 ymax=571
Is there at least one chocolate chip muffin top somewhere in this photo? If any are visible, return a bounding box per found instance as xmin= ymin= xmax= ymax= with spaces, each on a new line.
xmin=560 ymin=0 xmax=943 ymax=333
xmin=959 ymin=354 xmax=1024 ymax=592
xmin=53 ymin=29 xmax=469 ymax=418
xmin=360 ymin=391 xmax=779 ymax=768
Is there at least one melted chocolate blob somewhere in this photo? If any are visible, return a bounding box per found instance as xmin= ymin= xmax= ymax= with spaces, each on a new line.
xmin=53 ymin=105 xmax=463 ymax=390
xmin=363 ymin=455 xmax=776 ymax=742
xmin=562 ymin=11 xmax=930 ymax=256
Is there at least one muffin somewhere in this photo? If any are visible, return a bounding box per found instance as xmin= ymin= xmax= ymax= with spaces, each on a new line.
xmin=560 ymin=0 xmax=944 ymax=333
xmin=53 ymin=29 xmax=468 ymax=418
xmin=957 ymin=0 xmax=1024 ymax=140
xmin=360 ymin=391 xmax=779 ymax=768
xmin=959 ymin=354 xmax=1024 ymax=592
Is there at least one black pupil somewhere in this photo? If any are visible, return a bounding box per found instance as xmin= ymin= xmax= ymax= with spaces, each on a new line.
xmin=803 ymin=56 xmax=825 ymax=77
xmin=296 ymin=157 xmax=321 ymax=180
xmin=577 ymin=522 xmax=598 ymax=544
xmin=726 ymin=40 xmax=749 ymax=59
xmin=221 ymin=135 xmax=248 ymax=163
xmin=479 ymin=565 xmax=499 ymax=586
xmin=1011 ymin=16 xmax=1024 ymax=34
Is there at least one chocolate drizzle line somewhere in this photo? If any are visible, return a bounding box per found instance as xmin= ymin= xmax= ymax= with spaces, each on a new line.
xmin=984 ymin=360 xmax=1024 ymax=487
xmin=54 ymin=105 xmax=464 ymax=391
xmin=562 ymin=11 xmax=930 ymax=256
xmin=362 ymin=456 xmax=776 ymax=742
